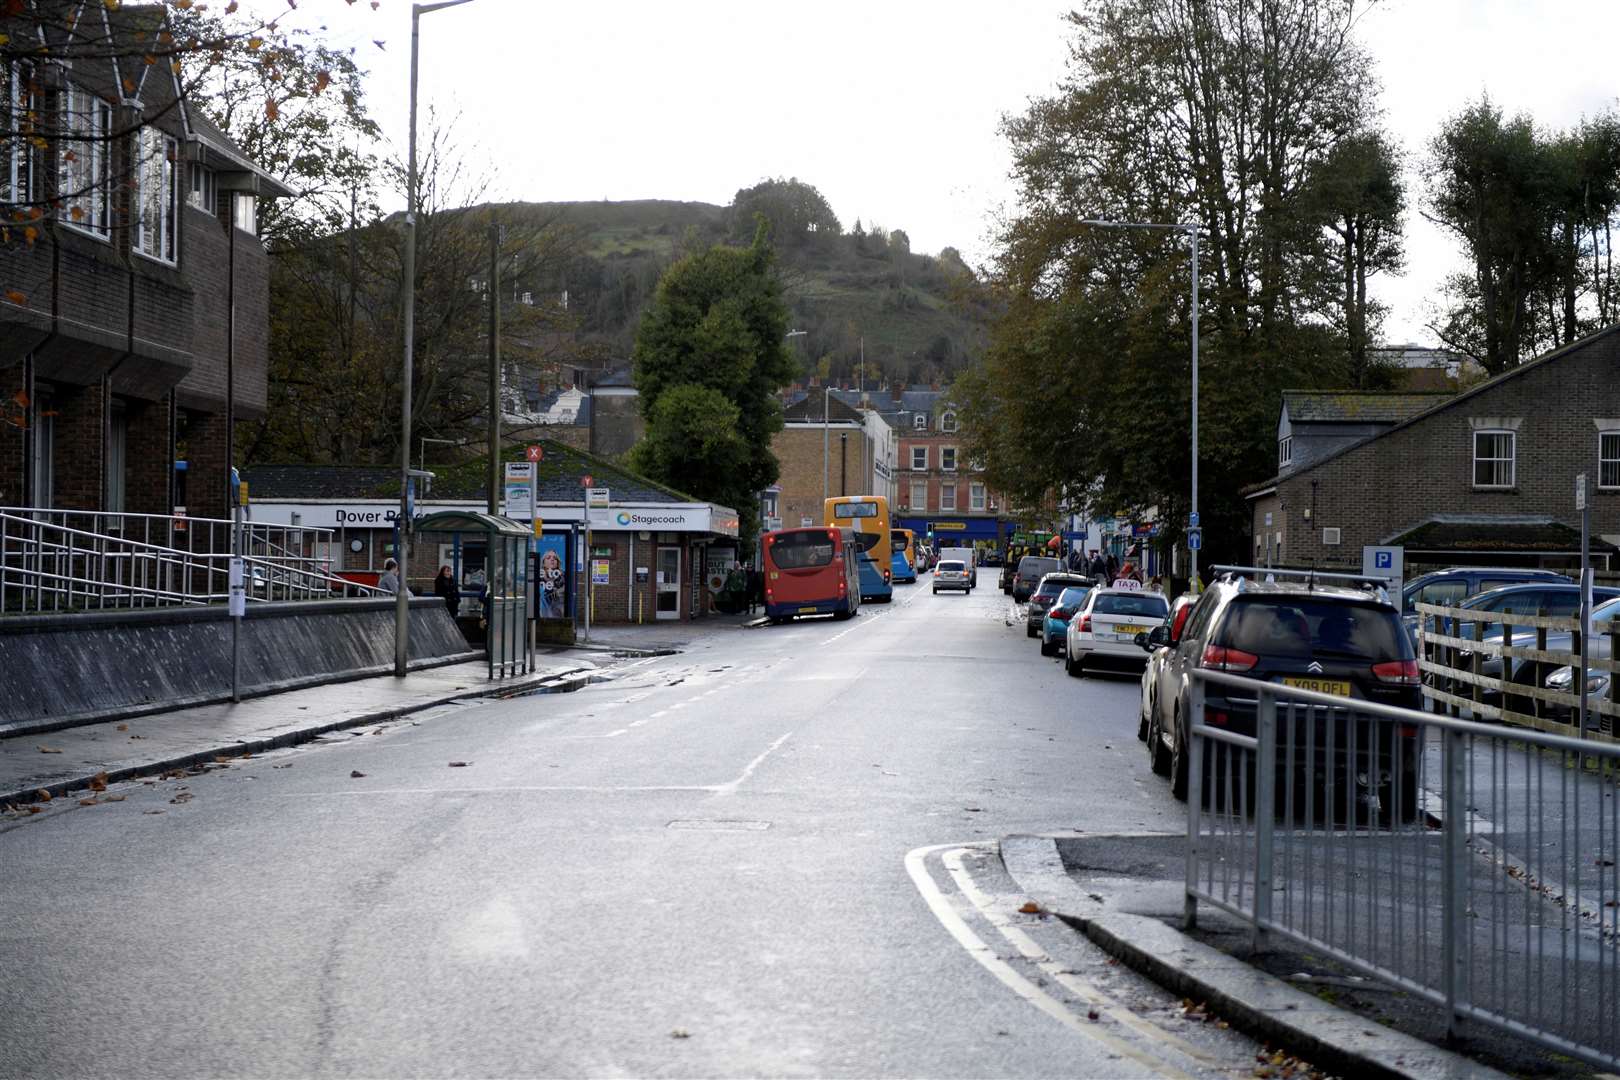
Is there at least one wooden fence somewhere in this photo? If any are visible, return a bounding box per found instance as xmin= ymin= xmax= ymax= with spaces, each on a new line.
xmin=1415 ymin=601 xmax=1620 ymax=745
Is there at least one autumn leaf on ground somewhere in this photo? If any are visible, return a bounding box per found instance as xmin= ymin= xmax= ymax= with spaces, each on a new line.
xmin=116 ymin=724 xmax=128 ymax=732
xmin=1018 ymin=901 xmax=1040 ymax=914
xmin=350 ymin=770 xmax=366 ymax=778
xmin=35 ymin=789 xmax=52 ymax=802
xmin=89 ymin=772 xmax=108 ymax=792
xmin=3 ymin=289 xmax=24 ymax=306
xmin=78 ymin=798 xmax=99 ymax=806
xmin=104 ymin=795 xmax=125 ymax=802
xmin=670 ymin=1029 xmax=691 ymax=1039
xmin=38 ymin=746 xmax=61 ymax=754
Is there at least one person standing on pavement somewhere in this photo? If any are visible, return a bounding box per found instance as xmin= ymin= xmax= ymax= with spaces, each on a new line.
xmin=378 ymin=558 xmax=400 ymax=595
xmin=433 ymin=565 xmax=459 ymax=616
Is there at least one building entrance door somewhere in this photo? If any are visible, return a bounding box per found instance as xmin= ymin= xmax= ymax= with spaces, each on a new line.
xmin=656 ymin=547 xmax=681 ymax=620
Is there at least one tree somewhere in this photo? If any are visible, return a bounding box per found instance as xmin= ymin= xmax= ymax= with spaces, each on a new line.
xmin=629 ymin=221 xmax=797 ymax=543
xmin=1302 ymin=132 xmax=1406 ymax=386
xmin=728 ymin=177 xmax=841 ymax=247
xmin=1426 ymin=101 xmax=1620 ymax=374
xmin=961 ymin=0 xmax=1380 ymax=562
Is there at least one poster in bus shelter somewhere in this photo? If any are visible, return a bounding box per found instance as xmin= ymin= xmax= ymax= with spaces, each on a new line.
xmin=532 ymin=534 xmax=569 ymax=618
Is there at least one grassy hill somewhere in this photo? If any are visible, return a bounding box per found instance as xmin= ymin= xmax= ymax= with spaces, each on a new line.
xmin=493 ymin=195 xmax=993 ymax=387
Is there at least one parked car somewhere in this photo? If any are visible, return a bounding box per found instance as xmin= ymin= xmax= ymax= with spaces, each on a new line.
xmin=1012 ymin=556 xmax=1063 ymax=602
xmin=1041 ymin=584 xmax=1094 ymax=655
xmin=1064 ymin=587 xmax=1169 ymax=675
xmin=939 ymin=546 xmax=977 ymax=589
xmin=933 ymin=560 xmax=971 ymax=594
xmin=1143 ymin=577 xmax=1422 ymax=821
xmin=1448 ymin=592 xmax=1620 ymax=710
xmin=1138 ymin=594 xmax=1198 ymax=740
xmin=1026 ymin=572 xmax=1092 ymax=639
xmin=1402 ymin=567 xmax=1569 ymax=641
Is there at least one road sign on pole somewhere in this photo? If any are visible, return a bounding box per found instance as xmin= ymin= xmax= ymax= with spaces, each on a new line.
xmin=1186 ymin=527 xmax=1202 ymax=552
xmin=526 ymin=445 xmax=544 ymax=463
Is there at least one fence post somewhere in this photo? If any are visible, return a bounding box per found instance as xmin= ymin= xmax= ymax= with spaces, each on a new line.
xmin=1254 ymin=686 xmax=1277 ymax=947
xmin=1184 ymin=674 xmax=1205 ymax=931
xmin=1441 ymin=727 xmax=1468 ymax=1042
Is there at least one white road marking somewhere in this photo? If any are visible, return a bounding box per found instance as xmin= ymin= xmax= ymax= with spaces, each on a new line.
xmin=605 ymin=729 xmax=628 ymax=738
xmin=710 ymin=731 xmax=793 ymax=798
xmin=905 ymin=842 xmax=1198 ymax=1079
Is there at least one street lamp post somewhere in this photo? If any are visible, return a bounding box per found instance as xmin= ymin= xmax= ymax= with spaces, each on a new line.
xmin=1078 ymin=218 xmax=1199 ymax=585
xmin=396 ymin=0 xmax=476 ymax=678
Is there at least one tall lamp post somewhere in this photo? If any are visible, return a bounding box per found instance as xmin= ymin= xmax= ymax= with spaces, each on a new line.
xmin=396 ymin=0 xmax=477 ymax=678
xmin=1078 ymin=218 xmax=1199 ymax=585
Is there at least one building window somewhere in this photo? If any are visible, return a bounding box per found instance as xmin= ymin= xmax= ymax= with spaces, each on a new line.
xmin=909 ymin=480 xmax=927 ymax=511
xmin=232 ymin=192 xmax=257 ymax=235
xmin=133 ymin=126 xmax=179 ymax=263
xmin=1278 ymin=436 xmax=1292 ymax=468
xmin=911 ymin=446 xmax=928 ymax=470
xmin=1472 ymin=430 xmax=1515 ymax=488
xmin=970 ymin=482 xmax=986 ymax=511
xmin=188 ymin=162 xmax=216 ymax=212
xmin=939 ymin=411 xmax=957 ymax=433
xmin=941 ymin=446 xmax=957 ymax=472
xmin=1602 ymin=432 xmax=1620 ymax=490
xmin=941 ymin=484 xmax=958 ymax=511
xmin=912 ymin=414 xmax=926 ymax=431
xmin=59 ymin=83 xmax=110 ymax=237
xmin=2 ymin=63 xmax=35 ymax=206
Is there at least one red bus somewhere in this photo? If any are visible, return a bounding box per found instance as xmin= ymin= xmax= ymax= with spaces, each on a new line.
xmin=762 ymin=527 xmax=862 ymax=623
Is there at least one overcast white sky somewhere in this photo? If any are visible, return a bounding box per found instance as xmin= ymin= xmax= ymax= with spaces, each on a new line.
xmin=263 ymin=0 xmax=1619 ymax=345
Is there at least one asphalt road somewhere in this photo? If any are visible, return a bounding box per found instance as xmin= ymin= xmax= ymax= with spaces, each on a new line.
xmin=0 ymin=579 xmax=1274 ymax=1078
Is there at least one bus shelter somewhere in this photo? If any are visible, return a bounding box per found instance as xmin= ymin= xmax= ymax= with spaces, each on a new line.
xmin=415 ymin=511 xmax=532 ymax=678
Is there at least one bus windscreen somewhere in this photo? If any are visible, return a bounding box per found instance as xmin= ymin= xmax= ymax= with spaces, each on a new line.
xmin=770 ymin=532 xmax=835 ymax=570
xmin=831 ymin=501 xmax=878 ymax=518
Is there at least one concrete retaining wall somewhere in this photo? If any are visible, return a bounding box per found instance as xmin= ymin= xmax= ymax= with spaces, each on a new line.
xmin=0 ymin=597 xmax=474 ymax=734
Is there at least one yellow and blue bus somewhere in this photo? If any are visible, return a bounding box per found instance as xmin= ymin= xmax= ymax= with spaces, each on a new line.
xmin=889 ymin=527 xmax=918 ymax=584
xmin=824 ymin=495 xmax=893 ymax=602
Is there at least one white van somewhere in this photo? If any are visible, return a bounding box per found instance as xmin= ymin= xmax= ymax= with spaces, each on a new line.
xmin=939 ymin=546 xmax=977 ymax=589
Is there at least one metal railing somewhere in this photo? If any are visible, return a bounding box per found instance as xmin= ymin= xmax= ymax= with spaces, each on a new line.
xmin=1 ymin=507 xmax=383 ymax=613
xmin=1185 ymin=668 xmax=1620 ymax=1069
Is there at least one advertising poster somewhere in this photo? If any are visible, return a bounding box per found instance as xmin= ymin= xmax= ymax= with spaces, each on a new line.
xmin=533 ymin=534 xmax=568 ymax=618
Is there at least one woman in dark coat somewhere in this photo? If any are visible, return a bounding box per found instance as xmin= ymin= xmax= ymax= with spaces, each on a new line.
xmin=433 ymin=565 xmax=460 ymax=617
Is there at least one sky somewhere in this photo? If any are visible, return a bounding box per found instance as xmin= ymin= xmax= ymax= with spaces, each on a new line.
xmin=253 ymin=0 xmax=1619 ymax=345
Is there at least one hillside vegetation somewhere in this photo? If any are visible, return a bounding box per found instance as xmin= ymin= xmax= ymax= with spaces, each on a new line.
xmin=495 ymin=180 xmax=994 ymax=387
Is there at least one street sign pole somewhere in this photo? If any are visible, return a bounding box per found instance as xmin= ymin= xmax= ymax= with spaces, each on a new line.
xmin=582 ymin=477 xmax=592 ymax=643
xmin=1579 ymin=474 xmax=1591 ymax=738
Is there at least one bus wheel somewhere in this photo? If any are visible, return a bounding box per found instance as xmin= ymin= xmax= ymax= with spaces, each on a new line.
xmin=834 ymin=607 xmax=853 ymax=621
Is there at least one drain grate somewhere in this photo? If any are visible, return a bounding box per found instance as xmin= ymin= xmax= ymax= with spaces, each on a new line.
xmin=667 ymin=819 xmax=771 ymax=831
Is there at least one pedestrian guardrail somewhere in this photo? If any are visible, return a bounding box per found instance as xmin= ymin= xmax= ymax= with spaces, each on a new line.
xmin=1415 ymin=602 xmax=1620 ymax=744
xmin=1185 ymin=668 xmax=1620 ymax=1069
xmin=0 ymin=507 xmax=382 ymax=613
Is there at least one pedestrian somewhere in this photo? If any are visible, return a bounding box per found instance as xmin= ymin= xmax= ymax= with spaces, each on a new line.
xmin=377 ymin=558 xmax=400 ymax=595
xmin=1088 ymin=549 xmax=1106 ymax=582
xmin=433 ymin=564 xmax=459 ymax=616
xmin=1106 ymin=552 xmax=1120 ymax=582
xmin=746 ymin=564 xmax=762 ymax=614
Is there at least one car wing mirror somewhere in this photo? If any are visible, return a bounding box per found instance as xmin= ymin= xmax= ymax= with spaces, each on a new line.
xmin=1135 ymin=631 xmax=1153 ymax=651
xmin=1147 ymin=625 xmax=1172 ymax=649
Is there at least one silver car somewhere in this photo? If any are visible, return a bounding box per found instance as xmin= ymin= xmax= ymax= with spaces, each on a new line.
xmin=933 ymin=560 xmax=971 ymax=594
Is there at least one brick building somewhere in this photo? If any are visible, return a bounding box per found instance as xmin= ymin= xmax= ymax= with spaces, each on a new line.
xmin=884 ymin=388 xmax=1009 ymax=548
xmin=771 ymin=394 xmax=876 ymax=530
xmin=1247 ymin=325 xmax=1620 ymax=574
xmin=0 ymin=6 xmax=285 ymax=526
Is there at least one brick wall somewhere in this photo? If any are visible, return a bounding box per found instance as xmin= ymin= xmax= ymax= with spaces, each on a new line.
xmin=47 ymin=381 xmax=107 ymax=511
xmin=897 ymin=432 xmax=1003 ymax=514
xmin=180 ymin=409 xmax=231 ymax=522
xmin=1257 ymin=330 xmax=1620 ymax=569
xmin=124 ymin=395 xmax=174 ymax=516
xmin=0 ymin=365 xmax=25 ymax=504
xmin=771 ymin=423 xmax=871 ymax=528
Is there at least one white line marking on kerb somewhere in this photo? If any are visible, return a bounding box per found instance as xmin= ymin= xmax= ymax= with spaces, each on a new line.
xmin=905 ymin=843 xmax=1197 ymax=1079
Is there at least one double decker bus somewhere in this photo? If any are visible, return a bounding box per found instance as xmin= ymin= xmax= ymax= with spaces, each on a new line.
xmin=761 ymin=527 xmax=861 ymax=623
xmin=824 ymin=495 xmax=893 ymax=602
xmin=889 ymin=528 xmax=918 ymax=584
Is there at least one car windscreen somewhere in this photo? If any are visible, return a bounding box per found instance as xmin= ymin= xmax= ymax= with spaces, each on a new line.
xmin=1219 ymin=597 xmax=1409 ymax=660
xmin=1092 ymin=593 xmax=1169 ymax=618
xmin=768 ymin=532 xmax=834 ymax=570
xmin=938 ymin=561 xmax=964 ymax=572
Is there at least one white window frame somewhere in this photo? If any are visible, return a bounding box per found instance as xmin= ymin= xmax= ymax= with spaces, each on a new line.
xmin=133 ymin=126 xmax=179 ymax=264
xmin=910 ymin=446 xmax=928 ymax=470
xmin=232 ymin=191 xmax=257 ymax=235
xmin=909 ymin=479 xmax=927 ymax=511
xmin=1279 ymin=435 xmax=1292 ymax=468
xmin=939 ymin=411 xmax=958 ymax=433
xmin=941 ymin=446 xmax=957 ymax=472
xmin=58 ymin=82 xmax=110 ymax=238
xmin=2 ymin=62 xmax=34 ymax=206
xmin=187 ymin=162 xmax=216 ymax=212
xmin=912 ymin=414 xmax=926 ymax=431
xmin=1472 ymin=429 xmax=1516 ymax=489
xmin=1601 ymin=431 xmax=1620 ymax=490
xmin=940 ymin=483 xmax=957 ymax=511
xmin=969 ymin=482 xmax=986 ymax=512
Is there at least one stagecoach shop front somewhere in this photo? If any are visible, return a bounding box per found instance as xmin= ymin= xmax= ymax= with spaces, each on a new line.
xmin=243 ymin=466 xmax=738 ymax=626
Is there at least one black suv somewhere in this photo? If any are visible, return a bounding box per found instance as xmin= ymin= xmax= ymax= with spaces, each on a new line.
xmin=1144 ymin=577 xmax=1422 ymax=822
xmin=1025 ymin=572 xmax=1091 ymax=638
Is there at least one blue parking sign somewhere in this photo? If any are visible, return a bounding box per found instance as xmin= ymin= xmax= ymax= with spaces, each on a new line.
xmin=1375 ymin=551 xmax=1392 ymax=569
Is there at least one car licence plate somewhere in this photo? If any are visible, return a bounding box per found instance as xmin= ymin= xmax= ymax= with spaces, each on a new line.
xmin=1114 ymin=624 xmax=1147 ymax=636
xmin=1283 ymin=676 xmax=1352 ymax=697
xmin=798 ymin=606 xmax=819 ymax=614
